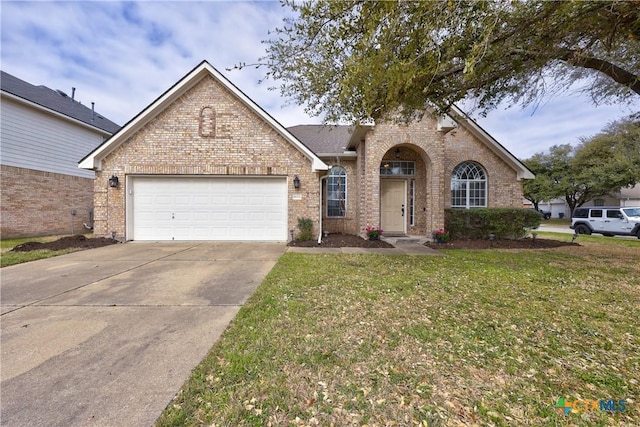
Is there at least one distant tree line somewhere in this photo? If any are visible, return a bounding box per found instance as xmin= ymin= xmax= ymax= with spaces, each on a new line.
xmin=523 ymin=116 xmax=640 ymax=213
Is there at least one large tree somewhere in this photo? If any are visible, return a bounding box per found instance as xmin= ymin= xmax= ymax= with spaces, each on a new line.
xmin=523 ymin=118 xmax=640 ymax=213
xmin=522 ymin=155 xmax=556 ymax=211
xmin=255 ymin=0 xmax=640 ymax=122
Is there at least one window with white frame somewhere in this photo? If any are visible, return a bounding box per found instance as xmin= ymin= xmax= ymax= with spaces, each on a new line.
xmin=327 ymin=166 xmax=347 ymax=217
xmin=380 ymin=161 xmax=415 ymax=175
xmin=451 ymin=162 xmax=487 ymax=208
xmin=409 ymin=179 xmax=415 ymax=226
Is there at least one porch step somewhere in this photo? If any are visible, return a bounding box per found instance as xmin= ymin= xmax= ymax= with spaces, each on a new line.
xmin=393 ymin=238 xmax=420 ymax=244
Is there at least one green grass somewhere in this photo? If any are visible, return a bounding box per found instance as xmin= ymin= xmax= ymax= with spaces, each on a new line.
xmin=543 ymin=218 xmax=571 ymax=227
xmin=157 ymin=238 xmax=639 ymax=427
xmin=1 ymin=235 xmax=81 ymax=267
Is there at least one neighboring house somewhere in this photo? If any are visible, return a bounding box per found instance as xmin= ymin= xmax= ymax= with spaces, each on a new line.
xmin=79 ymin=61 xmax=533 ymax=242
xmin=536 ymin=185 xmax=640 ymax=219
xmin=1 ymin=71 xmax=120 ymax=237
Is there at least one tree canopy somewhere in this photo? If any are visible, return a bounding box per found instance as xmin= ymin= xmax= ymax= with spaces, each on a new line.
xmin=523 ymin=118 xmax=640 ymax=212
xmin=256 ymin=0 xmax=640 ymax=123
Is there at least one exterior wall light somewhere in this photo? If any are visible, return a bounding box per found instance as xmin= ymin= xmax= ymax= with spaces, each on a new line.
xmin=293 ymin=175 xmax=300 ymax=189
xmin=109 ymin=175 xmax=119 ymax=188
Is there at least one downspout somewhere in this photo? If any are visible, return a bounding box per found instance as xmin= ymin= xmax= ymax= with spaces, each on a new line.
xmin=318 ymin=174 xmax=328 ymax=244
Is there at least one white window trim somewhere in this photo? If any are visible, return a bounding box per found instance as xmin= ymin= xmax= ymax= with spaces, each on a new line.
xmin=451 ymin=162 xmax=488 ymax=209
xmin=326 ymin=166 xmax=347 ymax=217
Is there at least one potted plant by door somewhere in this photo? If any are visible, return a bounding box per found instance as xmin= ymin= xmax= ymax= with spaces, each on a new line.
xmin=433 ymin=228 xmax=450 ymax=243
xmin=366 ymin=225 xmax=383 ymax=240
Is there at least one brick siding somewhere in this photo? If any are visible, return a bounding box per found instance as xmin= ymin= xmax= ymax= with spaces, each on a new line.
xmin=90 ymin=75 xmax=524 ymax=241
xmin=93 ymin=75 xmax=320 ymax=240
xmin=1 ymin=165 xmax=94 ymax=238
xmin=444 ymin=126 xmax=524 ymax=208
xmin=326 ymin=113 xmax=525 ymax=238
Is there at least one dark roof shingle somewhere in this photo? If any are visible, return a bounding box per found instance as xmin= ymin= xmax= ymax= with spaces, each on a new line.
xmin=1 ymin=70 xmax=120 ymax=134
xmin=287 ymin=125 xmax=354 ymax=155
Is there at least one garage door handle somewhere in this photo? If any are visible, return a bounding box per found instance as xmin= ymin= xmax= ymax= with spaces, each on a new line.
xmin=172 ymin=213 xmax=175 ymax=219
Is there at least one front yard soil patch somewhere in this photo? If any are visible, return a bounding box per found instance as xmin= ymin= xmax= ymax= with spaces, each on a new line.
xmin=290 ymin=234 xmax=578 ymax=250
xmin=288 ymin=233 xmax=394 ymax=248
xmin=11 ymin=235 xmax=118 ymax=252
xmin=425 ymin=237 xmax=579 ymax=250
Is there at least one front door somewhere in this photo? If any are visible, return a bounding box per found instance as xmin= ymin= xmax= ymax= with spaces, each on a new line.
xmin=381 ymin=180 xmax=406 ymax=234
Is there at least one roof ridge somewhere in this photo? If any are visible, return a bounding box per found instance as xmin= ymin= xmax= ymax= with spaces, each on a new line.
xmin=1 ymin=70 xmax=121 ymax=134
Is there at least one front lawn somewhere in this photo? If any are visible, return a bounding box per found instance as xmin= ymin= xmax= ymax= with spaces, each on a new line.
xmin=1 ymin=235 xmax=79 ymax=267
xmin=157 ymin=238 xmax=639 ymax=426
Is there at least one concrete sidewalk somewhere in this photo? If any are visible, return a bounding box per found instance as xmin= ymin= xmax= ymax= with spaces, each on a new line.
xmin=1 ymin=242 xmax=284 ymax=427
xmin=537 ymin=223 xmax=575 ymax=234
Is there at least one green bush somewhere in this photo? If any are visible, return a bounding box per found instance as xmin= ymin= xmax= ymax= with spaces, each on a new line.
xmin=445 ymin=208 xmax=541 ymax=240
xmin=296 ymin=217 xmax=314 ymax=241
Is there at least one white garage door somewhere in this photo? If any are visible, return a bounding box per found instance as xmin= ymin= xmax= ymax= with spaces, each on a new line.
xmin=130 ymin=176 xmax=287 ymax=241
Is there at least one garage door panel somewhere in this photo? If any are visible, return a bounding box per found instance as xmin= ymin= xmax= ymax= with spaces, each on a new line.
xmin=131 ymin=177 xmax=287 ymax=241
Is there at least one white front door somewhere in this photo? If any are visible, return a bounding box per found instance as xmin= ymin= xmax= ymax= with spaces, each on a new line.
xmin=381 ymin=180 xmax=406 ymax=234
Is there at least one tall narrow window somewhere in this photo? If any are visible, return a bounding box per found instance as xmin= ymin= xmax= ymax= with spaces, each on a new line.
xmin=327 ymin=166 xmax=347 ymax=217
xmin=409 ymin=179 xmax=415 ymax=226
xmin=451 ymin=162 xmax=487 ymax=208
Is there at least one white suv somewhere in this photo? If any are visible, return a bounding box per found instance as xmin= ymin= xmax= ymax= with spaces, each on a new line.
xmin=571 ymin=206 xmax=640 ymax=238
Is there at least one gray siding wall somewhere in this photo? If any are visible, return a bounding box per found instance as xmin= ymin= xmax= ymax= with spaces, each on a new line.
xmin=1 ymin=97 xmax=106 ymax=178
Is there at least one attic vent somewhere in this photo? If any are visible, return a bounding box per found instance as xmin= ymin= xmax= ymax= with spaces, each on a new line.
xmin=56 ymin=89 xmax=68 ymax=97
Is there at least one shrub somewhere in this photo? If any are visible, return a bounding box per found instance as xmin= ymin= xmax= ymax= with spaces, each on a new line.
xmin=296 ymin=217 xmax=314 ymax=241
xmin=445 ymin=208 xmax=541 ymax=240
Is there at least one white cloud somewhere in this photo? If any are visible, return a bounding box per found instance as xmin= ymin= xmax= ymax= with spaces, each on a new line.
xmin=2 ymin=0 xmax=638 ymax=159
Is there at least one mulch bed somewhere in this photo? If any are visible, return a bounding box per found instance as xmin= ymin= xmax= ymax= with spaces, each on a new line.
xmin=288 ymin=233 xmax=579 ymax=250
xmin=11 ymin=235 xmax=119 ymax=252
xmin=425 ymin=237 xmax=579 ymax=250
xmin=11 ymin=234 xmax=577 ymax=252
xmin=288 ymin=233 xmax=394 ymax=248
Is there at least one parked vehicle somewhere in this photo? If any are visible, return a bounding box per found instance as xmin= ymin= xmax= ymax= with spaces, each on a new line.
xmin=529 ymin=208 xmax=551 ymax=219
xmin=538 ymin=209 xmax=552 ymax=220
xmin=571 ymin=206 xmax=640 ymax=238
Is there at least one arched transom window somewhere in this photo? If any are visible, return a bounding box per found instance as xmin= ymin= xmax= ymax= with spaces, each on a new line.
xmin=451 ymin=162 xmax=487 ymax=208
xmin=327 ymin=166 xmax=346 ymax=217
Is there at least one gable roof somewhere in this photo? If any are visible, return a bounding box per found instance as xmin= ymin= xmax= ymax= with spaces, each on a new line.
xmin=79 ymin=61 xmax=328 ymax=171
xmin=1 ymin=70 xmax=120 ymax=134
xmin=287 ymin=110 xmax=533 ymax=180
xmin=448 ymin=106 xmax=534 ymax=180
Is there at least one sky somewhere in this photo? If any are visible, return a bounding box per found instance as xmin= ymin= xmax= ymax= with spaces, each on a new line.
xmin=1 ymin=0 xmax=638 ymax=159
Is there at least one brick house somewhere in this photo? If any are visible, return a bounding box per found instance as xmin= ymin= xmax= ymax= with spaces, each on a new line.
xmin=1 ymin=71 xmax=120 ymax=238
xmin=80 ymin=61 xmax=533 ymax=242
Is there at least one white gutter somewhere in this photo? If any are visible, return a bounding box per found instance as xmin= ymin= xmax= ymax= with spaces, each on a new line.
xmin=316 ymin=151 xmax=358 ymax=158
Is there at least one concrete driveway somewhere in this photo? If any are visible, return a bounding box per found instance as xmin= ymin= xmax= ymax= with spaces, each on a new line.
xmin=0 ymin=242 xmax=284 ymax=427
